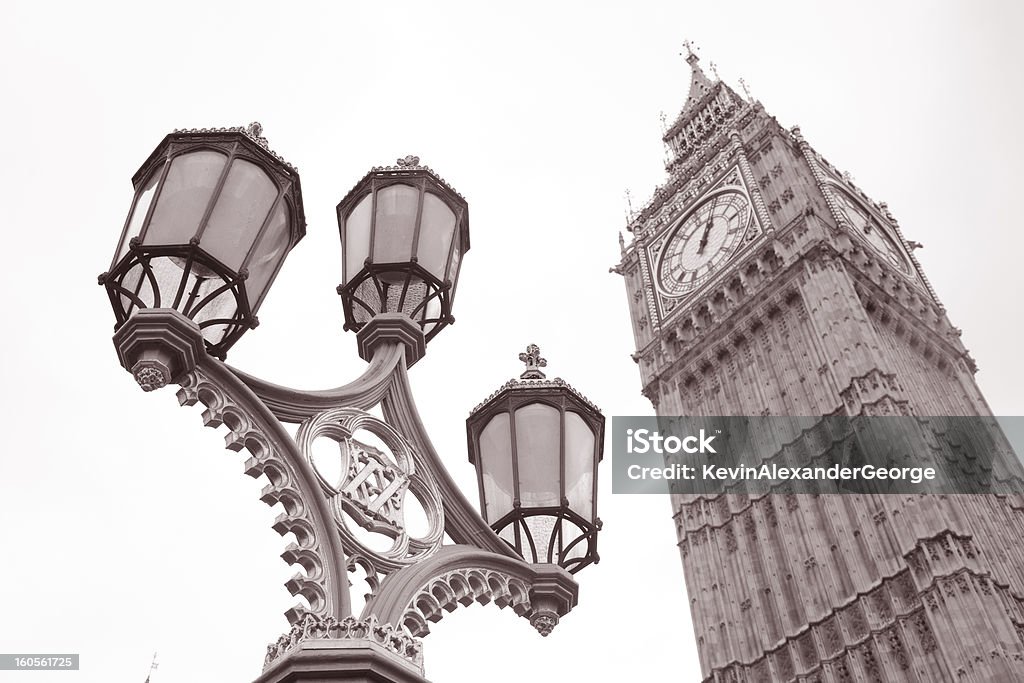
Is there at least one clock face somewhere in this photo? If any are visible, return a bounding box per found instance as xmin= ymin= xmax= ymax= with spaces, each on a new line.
xmin=832 ymin=189 xmax=910 ymax=274
xmin=657 ymin=191 xmax=751 ymax=296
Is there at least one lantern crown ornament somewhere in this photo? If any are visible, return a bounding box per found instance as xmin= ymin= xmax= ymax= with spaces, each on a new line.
xmin=335 ymin=157 xmax=470 ymax=344
xmin=467 ymin=345 xmax=605 ymax=574
xmin=99 ymin=123 xmax=306 ymax=359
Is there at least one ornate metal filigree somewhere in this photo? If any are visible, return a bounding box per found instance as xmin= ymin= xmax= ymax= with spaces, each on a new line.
xmin=172 ymin=122 xmax=296 ymax=171
xmin=297 ymin=408 xmax=445 ymax=573
xmin=518 ymin=344 xmax=548 ymax=379
xmin=470 ymin=376 xmax=601 ymax=414
xmin=134 ymin=361 xmax=170 ymax=392
xmin=400 ymin=567 xmax=534 ymax=637
xmin=177 ymin=366 xmax=344 ymax=623
xmin=264 ymin=613 xmax=423 ymax=670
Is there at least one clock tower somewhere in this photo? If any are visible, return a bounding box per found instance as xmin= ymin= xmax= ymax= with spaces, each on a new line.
xmin=617 ymin=48 xmax=1024 ymax=681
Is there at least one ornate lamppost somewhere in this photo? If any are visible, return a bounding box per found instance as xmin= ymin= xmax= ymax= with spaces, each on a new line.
xmin=99 ymin=125 xmax=604 ymax=682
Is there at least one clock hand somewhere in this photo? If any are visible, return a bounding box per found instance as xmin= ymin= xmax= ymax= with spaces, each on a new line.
xmin=698 ymin=217 xmax=712 ymax=253
xmin=697 ymin=198 xmax=718 ymax=254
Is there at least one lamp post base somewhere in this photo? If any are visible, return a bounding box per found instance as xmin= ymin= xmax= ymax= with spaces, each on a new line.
xmin=255 ymin=640 xmax=429 ymax=683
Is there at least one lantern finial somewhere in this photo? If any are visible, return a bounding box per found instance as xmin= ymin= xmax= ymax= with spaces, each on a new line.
xmin=243 ymin=121 xmax=269 ymax=149
xmin=518 ymin=344 xmax=547 ymax=379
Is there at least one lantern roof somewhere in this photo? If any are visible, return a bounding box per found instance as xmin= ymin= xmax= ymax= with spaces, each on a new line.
xmin=129 ymin=122 xmax=306 ymax=243
xmin=336 ymin=155 xmax=471 ymax=254
xmin=469 ymin=376 xmax=602 ymax=417
xmin=467 ymin=344 xmax=604 ymax=462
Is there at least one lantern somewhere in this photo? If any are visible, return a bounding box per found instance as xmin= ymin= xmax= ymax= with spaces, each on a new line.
xmin=335 ymin=155 xmax=469 ymax=343
xmin=466 ymin=345 xmax=604 ymax=573
xmin=100 ymin=123 xmax=305 ymax=359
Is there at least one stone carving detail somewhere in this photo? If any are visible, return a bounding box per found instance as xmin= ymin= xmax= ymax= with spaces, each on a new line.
xmin=888 ymin=629 xmax=910 ymax=669
xmin=914 ymin=613 xmax=938 ymax=653
xmin=400 ymin=567 xmax=535 ymax=637
xmin=725 ymin=525 xmax=738 ymax=553
xmin=797 ymin=631 xmax=817 ymax=668
xmin=843 ymin=602 xmax=868 ymax=639
xmin=620 ymin=54 xmax=1024 ymax=683
xmin=263 ymin=613 xmax=423 ymax=670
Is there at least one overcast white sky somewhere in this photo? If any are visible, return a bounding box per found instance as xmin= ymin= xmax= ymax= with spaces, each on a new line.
xmin=2 ymin=1 xmax=1023 ymax=682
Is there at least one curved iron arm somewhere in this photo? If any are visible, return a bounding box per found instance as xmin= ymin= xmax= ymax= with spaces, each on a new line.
xmin=112 ymin=308 xmax=579 ymax=645
xmin=366 ymin=544 xmax=577 ymax=637
xmin=188 ymin=355 xmax=354 ymax=621
xmin=228 ymin=341 xmax=406 ymax=422
xmin=112 ymin=309 xmax=354 ymax=622
xmin=382 ymin=361 xmax=515 ymax=558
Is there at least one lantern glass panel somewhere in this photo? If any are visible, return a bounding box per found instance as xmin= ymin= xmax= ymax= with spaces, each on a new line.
xmin=498 ymin=523 xmax=516 ymax=547
xmin=525 ymin=515 xmax=557 ymax=561
xmin=514 ymin=403 xmax=560 ymax=508
xmin=560 ymin=518 xmax=588 ymax=561
xmin=479 ymin=412 xmax=515 ymax=523
xmin=420 ymin=294 xmax=442 ymax=335
xmin=117 ymin=169 xmax=161 ymax=265
xmin=203 ymin=159 xmax=279 ymax=270
xmin=417 ymin=193 xmax=456 ymax=280
xmin=344 ymin=193 xmax=373 ymax=284
xmin=244 ymin=201 xmax=290 ymax=307
xmin=191 ymin=281 xmax=239 ymax=345
xmin=372 ymin=184 xmax=418 ymax=264
xmin=564 ymin=412 xmax=596 ymax=520
xmin=446 ymin=229 xmax=463 ymax=284
xmin=118 ymin=261 xmax=153 ymax=314
xmin=146 ymin=150 xmax=227 ymax=245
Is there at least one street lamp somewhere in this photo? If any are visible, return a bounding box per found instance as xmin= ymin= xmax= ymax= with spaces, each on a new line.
xmin=467 ymin=344 xmax=604 ymax=575
xmin=100 ymin=123 xmax=305 ymax=362
xmin=336 ymin=155 xmax=468 ymax=348
xmin=100 ymin=125 xmax=603 ymax=683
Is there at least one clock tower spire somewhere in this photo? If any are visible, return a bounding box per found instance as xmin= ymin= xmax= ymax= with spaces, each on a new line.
xmin=617 ymin=51 xmax=1024 ymax=681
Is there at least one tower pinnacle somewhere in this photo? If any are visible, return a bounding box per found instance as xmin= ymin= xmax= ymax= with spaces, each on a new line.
xmin=681 ymin=39 xmax=700 ymax=66
xmin=677 ymin=40 xmax=717 ymax=117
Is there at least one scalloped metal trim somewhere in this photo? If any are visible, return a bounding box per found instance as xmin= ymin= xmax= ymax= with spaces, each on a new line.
xmin=172 ymin=123 xmax=296 ymax=172
xmin=401 ymin=567 xmax=532 ymax=637
xmin=470 ymin=377 xmax=602 ymax=415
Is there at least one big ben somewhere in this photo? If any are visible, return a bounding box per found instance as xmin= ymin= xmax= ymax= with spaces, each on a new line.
xmin=617 ymin=46 xmax=1024 ymax=681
